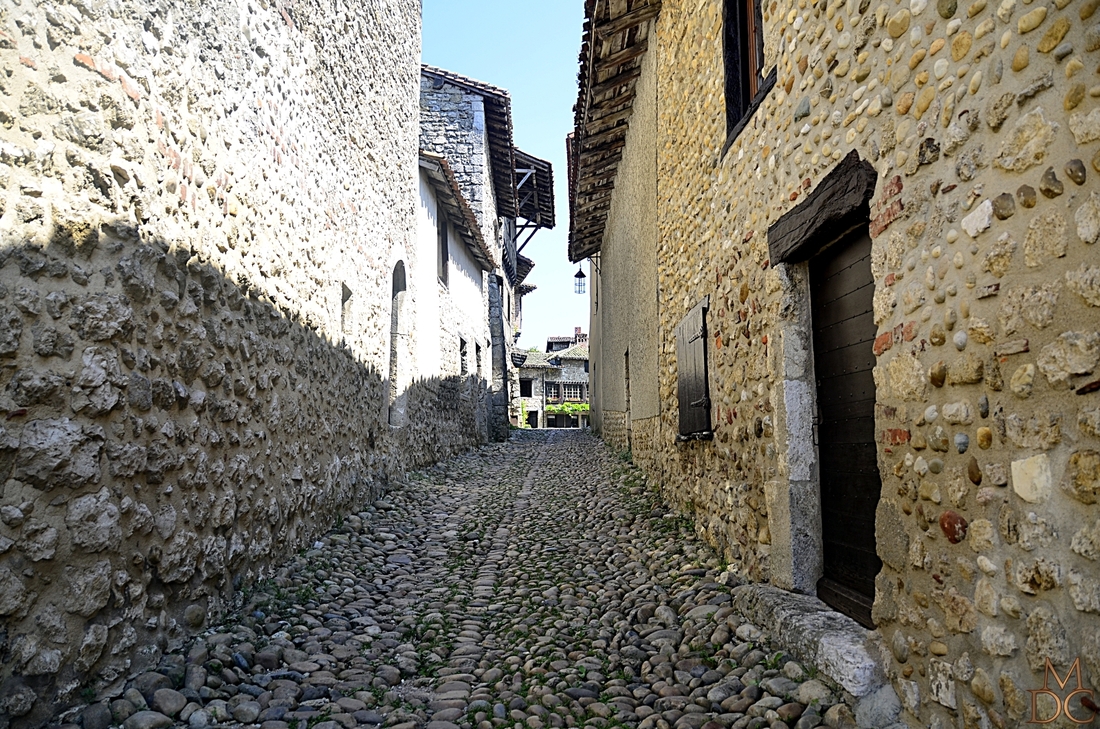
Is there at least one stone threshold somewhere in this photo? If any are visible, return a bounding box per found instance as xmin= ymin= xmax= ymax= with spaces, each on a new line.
xmin=729 ymin=583 xmax=907 ymax=726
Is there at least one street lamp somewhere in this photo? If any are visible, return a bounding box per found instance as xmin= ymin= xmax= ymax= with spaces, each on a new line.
xmin=574 ymin=265 xmax=586 ymax=294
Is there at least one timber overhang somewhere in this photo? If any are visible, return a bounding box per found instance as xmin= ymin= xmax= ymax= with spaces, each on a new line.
xmin=568 ymin=0 xmax=661 ymax=263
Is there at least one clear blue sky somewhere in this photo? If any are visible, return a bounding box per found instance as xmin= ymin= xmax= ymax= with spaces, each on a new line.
xmin=422 ymin=1 xmax=589 ymax=351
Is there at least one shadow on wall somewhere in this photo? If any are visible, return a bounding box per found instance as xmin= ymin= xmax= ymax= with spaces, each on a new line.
xmin=0 ymin=221 xmax=487 ymax=725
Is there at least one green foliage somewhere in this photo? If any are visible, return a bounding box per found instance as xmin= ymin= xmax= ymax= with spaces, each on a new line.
xmin=519 ymin=400 xmax=531 ymax=428
xmin=545 ymin=402 xmax=590 ymax=415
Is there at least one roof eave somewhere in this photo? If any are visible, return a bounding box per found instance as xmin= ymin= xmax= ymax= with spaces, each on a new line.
xmin=419 ymin=151 xmax=497 ymax=272
xmin=567 ymin=2 xmax=662 ymax=263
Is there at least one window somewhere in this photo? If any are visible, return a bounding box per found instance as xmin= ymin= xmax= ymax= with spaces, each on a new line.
xmin=520 ymin=378 xmax=533 ymax=397
xmin=340 ymin=283 xmax=353 ymax=344
xmin=476 ymin=344 xmax=482 ymax=376
xmin=675 ymin=297 xmax=713 ymax=440
xmin=563 ymin=383 xmax=582 ymax=401
xmin=438 ymin=222 xmax=449 ymax=286
xmin=583 ymin=360 xmax=589 ymax=374
xmin=724 ymin=0 xmax=774 ymax=143
xmin=388 ymin=262 xmax=408 ymax=427
xmin=545 ymin=382 xmax=559 ymax=400
xmin=459 ymin=338 xmax=468 ymax=375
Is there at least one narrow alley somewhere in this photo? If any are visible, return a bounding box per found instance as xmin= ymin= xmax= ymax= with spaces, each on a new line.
xmin=99 ymin=432 xmax=875 ymax=729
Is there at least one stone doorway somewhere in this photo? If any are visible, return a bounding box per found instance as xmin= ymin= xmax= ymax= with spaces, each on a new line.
xmin=808 ymin=226 xmax=881 ymax=628
xmin=764 ymin=151 xmax=883 ymax=623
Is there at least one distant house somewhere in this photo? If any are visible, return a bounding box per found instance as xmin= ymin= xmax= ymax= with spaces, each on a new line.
xmin=516 ymin=329 xmax=590 ymax=429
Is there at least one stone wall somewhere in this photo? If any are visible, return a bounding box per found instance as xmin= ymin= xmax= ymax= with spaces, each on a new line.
xmin=594 ymin=31 xmax=660 ymax=422
xmin=552 ymin=358 xmax=589 ymax=388
xmin=0 ymin=0 xmax=490 ymax=721
xmin=601 ymin=410 xmax=629 ymax=452
xmin=420 ymin=80 xmax=498 ymax=261
xmin=592 ymin=0 xmax=1100 ymax=724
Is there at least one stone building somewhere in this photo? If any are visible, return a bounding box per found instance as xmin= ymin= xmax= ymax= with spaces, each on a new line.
xmin=415 ymin=151 xmax=497 ymax=440
xmin=0 ymin=0 xmax=552 ymax=721
xmin=419 ymin=66 xmax=555 ymax=439
xmin=517 ymin=330 xmax=591 ymax=429
xmin=572 ymin=0 xmax=1100 ymax=725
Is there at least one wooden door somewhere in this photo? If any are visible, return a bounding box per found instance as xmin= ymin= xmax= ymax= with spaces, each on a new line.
xmin=810 ymin=227 xmax=882 ymax=628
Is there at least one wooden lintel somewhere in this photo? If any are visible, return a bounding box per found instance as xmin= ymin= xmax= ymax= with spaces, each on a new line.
xmin=594 ymin=39 xmax=649 ymax=71
xmin=596 ymin=3 xmax=661 ymax=39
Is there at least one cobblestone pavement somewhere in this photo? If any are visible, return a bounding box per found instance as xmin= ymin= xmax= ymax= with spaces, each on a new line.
xmin=91 ymin=430 xmax=876 ymax=729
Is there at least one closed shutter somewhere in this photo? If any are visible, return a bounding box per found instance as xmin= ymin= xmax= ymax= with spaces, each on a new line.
xmin=675 ymin=296 xmax=713 ymax=440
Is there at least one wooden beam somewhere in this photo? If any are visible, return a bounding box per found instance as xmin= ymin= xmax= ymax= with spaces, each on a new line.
xmin=578 ymin=154 xmax=623 ymax=174
xmin=579 ymin=189 xmax=613 ymax=203
xmin=576 ymin=214 xmax=609 ymax=227
xmin=577 ymin=201 xmax=612 ymax=216
xmin=576 ymin=208 xmax=609 ymax=220
xmin=580 ymin=175 xmax=618 ymax=192
xmin=586 ymin=107 xmax=634 ymax=133
xmin=590 ymin=66 xmax=642 ymax=97
xmin=596 ymin=3 xmax=661 ymax=39
xmin=581 ymin=137 xmax=627 ymax=156
xmin=580 ymin=123 xmax=628 ymax=146
xmin=594 ymin=39 xmax=649 ymax=71
xmin=585 ymin=92 xmax=637 ymax=122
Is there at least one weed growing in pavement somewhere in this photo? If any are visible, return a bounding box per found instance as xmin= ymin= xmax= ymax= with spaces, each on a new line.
xmin=305 ymin=709 xmax=332 ymax=729
xmin=764 ymin=651 xmax=785 ymax=670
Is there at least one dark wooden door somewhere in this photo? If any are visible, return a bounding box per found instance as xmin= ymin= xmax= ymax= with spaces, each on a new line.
xmin=810 ymin=227 xmax=882 ymax=628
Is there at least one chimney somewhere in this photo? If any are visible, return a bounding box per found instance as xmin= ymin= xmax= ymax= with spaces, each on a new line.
xmin=575 ymin=327 xmax=582 ymax=340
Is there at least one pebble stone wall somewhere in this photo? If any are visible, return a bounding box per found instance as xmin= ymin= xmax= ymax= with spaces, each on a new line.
xmin=597 ymin=0 xmax=1100 ymax=725
xmin=0 ymin=0 xmax=488 ymax=722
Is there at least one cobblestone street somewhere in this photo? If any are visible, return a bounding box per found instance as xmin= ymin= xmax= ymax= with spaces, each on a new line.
xmin=91 ymin=431 xmax=892 ymax=729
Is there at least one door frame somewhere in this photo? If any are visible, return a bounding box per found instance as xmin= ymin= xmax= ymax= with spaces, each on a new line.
xmin=764 ymin=151 xmax=882 ymax=608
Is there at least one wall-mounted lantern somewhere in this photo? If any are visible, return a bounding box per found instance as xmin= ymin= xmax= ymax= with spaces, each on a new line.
xmin=574 ymin=265 xmax=586 ymax=294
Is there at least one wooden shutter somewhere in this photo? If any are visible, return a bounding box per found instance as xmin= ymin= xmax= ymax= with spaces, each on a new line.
xmin=675 ymin=296 xmax=713 ymax=440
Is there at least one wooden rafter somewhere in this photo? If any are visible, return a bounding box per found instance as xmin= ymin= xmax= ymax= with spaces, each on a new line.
xmin=568 ymin=1 xmax=662 ymax=262
xmin=596 ymin=3 xmax=661 ymax=39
